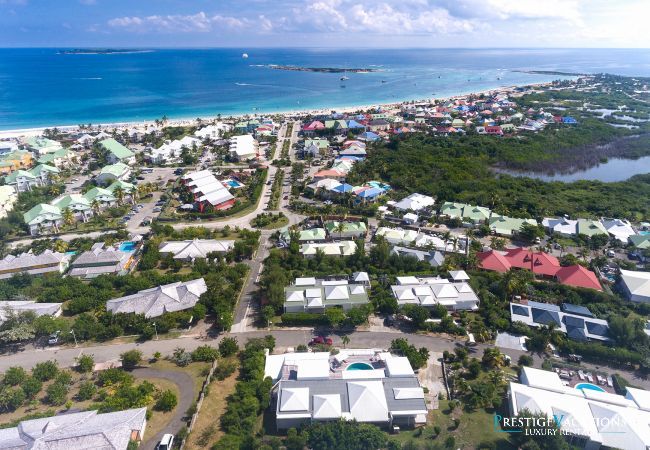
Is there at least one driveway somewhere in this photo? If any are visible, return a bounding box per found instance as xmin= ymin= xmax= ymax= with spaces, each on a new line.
xmin=133 ymin=367 xmax=196 ymax=450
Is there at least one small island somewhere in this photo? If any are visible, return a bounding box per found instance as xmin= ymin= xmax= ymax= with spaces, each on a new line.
xmin=264 ymin=64 xmax=377 ymax=73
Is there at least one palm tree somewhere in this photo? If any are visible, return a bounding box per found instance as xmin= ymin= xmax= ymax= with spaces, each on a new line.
xmin=341 ymin=336 xmax=350 ymax=348
xmin=335 ymin=221 xmax=346 ymax=240
xmin=90 ymin=199 xmax=101 ymax=216
xmin=62 ymin=208 xmax=75 ymax=229
xmin=113 ymin=187 xmax=125 ymax=206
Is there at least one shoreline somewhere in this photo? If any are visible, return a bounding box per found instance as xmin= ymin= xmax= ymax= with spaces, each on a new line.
xmin=0 ymin=81 xmax=556 ymax=139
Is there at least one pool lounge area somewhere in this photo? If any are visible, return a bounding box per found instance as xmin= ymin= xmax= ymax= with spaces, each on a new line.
xmin=118 ymin=241 xmax=137 ymax=252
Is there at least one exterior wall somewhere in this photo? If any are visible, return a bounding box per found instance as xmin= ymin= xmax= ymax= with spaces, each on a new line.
xmin=276 ymin=416 xmax=310 ymax=431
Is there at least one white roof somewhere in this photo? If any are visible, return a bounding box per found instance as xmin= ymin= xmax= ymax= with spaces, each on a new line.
xmin=393 ymin=387 xmax=424 ymax=400
xmin=403 ymin=212 xmax=419 ymax=222
xmin=159 ymin=239 xmax=234 ymax=259
xmin=620 ymin=269 xmax=650 ymax=302
xmin=347 ymin=381 xmax=389 ymax=422
xmin=297 ymin=359 xmax=330 ymax=380
xmin=601 ymin=218 xmax=636 ymax=243
xmin=396 ymin=276 xmax=419 ymax=285
xmin=385 ymin=356 xmax=415 ymax=377
xmin=449 ymin=270 xmax=470 ymax=281
xmin=280 ymin=388 xmax=310 ymax=412
xmin=626 ymin=387 xmax=650 ymax=411
xmin=352 ymin=271 xmax=369 ymax=282
xmin=312 ymin=394 xmax=342 ymax=419
xmin=264 ymin=352 xmax=330 ymax=381
xmin=325 ymin=285 xmax=349 ymax=300
xmin=295 ymin=277 xmax=317 ymax=286
xmin=394 ymin=193 xmax=435 ymax=211
xmin=521 ymin=366 xmax=567 ymax=393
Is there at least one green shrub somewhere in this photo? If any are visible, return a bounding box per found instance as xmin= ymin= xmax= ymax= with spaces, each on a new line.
xmin=32 ymin=361 xmax=59 ymax=382
xmin=120 ymin=350 xmax=142 ymax=370
xmin=192 ymin=345 xmax=220 ymax=362
xmin=21 ymin=376 xmax=42 ymax=399
xmin=218 ymin=337 xmax=239 ymax=357
xmin=155 ymin=389 xmax=178 ymax=412
xmin=45 ymin=382 xmax=68 ymax=406
xmin=77 ymin=381 xmax=97 ymax=401
xmin=3 ymin=367 xmax=27 ymax=386
xmin=76 ymin=354 xmax=94 ymax=373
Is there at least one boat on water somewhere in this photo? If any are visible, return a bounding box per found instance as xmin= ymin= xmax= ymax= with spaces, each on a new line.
xmin=340 ymin=76 xmax=349 ymax=81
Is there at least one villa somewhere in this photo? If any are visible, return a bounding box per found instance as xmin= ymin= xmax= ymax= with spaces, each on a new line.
xmin=0 ymin=150 xmax=33 ymax=174
xmin=23 ymin=204 xmax=64 ymax=235
xmin=0 ymin=250 xmax=71 ymax=280
xmin=69 ymin=243 xmax=136 ymax=279
xmin=195 ymin=122 xmax=232 ymax=140
xmin=393 ymin=193 xmax=435 ymax=212
xmin=0 ymin=407 xmax=147 ymax=449
xmin=181 ymin=170 xmax=235 ymax=212
xmin=510 ymin=301 xmax=609 ymax=341
xmin=24 ymin=136 xmax=63 ymax=156
xmin=4 ymin=164 xmax=59 ymax=192
xmin=300 ymin=241 xmax=357 ymax=257
xmin=439 ymin=201 xmax=491 ymax=225
xmin=228 ymin=134 xmax=259 ymax=161
xmin=577 ymin=219 xmax=608 ymax=237
xmin=391 ymin=246 xmax=445 ymax=267
xmin=508 ymin=367 xmax=650 ymax=449
xmin=601 ymin=218 xmax=636 ymax=243
xmin=150 ymin=136 xmax=201 ymax=164
xmin=106 ymin=278 xmax=207 ymax=318
xmin=391 ymin=275 xmax=480 ymax=311
xmin=266 ymin=349 xmax=427 ymax=430
xmin=284 ymin=274 xmax=370 ymax=312
xmin=488 ymin=214 xmax=538 ymax=237
xmin=158 ymin=239 xmax=235 ymax=260
xmin=37 ymin=148 xmax=77 ymax=168
xmin=0 ymin=300 xmax=62 ymax=324
xmin=542 ymin=217 xmax=578 ymax=236
xmin=100 ymin=138 xmax=136 ymax=165
xmin=324 ymin=221 xmax=367 ymax=239
xmin=619 ymin=269 xmax=650 ymax=303
xmin=375 ymin=227 xmax=459 ymax=253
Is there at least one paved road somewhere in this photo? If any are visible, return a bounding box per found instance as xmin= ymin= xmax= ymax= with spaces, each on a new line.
xmin=134 ymin=367 xmax=196 ymax=450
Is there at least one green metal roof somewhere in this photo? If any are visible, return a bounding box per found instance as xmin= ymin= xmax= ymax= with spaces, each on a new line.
xmin=107 ymin=180 xmax=135 ymax=193
xmin=4 ymin=170 xmax=35 ymax=184
xmin=30 ymin=164 xmax=60 ymax=177
xmin=100 ymin=138 xmax=134 ymax=159
xmin=100 ymin=162 xmax=130 ymax=177
xmin=489 ymin=214 xmax=537 ymax=236
xmin=52 ymin=194 xmax=91 ymax=210
xmin=84 ymin=186 xmax=115 ymax=202
xmin=23 ymin=203 xmax=61 ymax=224
xmin=576 ymin=219 xmax=608 ymax=237
xmin=325 ymin=221 xmax=367 ymax=234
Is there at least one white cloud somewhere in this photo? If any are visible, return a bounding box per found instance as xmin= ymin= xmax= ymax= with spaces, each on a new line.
xmin=107 ymin=12 xmax=248 ymax=33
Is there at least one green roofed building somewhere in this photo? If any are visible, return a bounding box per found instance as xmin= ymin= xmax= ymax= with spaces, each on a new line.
xmin=281 ymin=227 xmax=327 ymax=242
xmin=97 ymin=162 xmax=131 ymax=185
xmin=577 ymin=219 xmax=608 ymax=237
xmin=489 ymin=215 xmax=538 ymax=236
xmin=629 ymin=235 xmax=650 ymax=249
xmin=24 ymin=203 xmax=62 ymax=235
xmin=440 ymin=202 xmax=464 ymax=219
xmin=37 ymin=148 xmax=76 ymax=168
xmin=440 ymin=201 xmax=491 ymax=224
xmin=100 ymin=138 xmax=135 ymax=165
xmin=325 ymin=221 xmax=367 ymax=239
xmin=107 ymin=180 xmax=135 ymax=194
xmin=24 ymin=137 xmax=63 ymax=156
xmin=4 ymin=164 xmax=59 ymax=192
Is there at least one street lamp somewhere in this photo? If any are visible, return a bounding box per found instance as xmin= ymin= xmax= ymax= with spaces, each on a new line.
xmin=152 ymin=322 xmax=158 ymax=341
xmin=69 ymin=329 xmax=78 ymax=347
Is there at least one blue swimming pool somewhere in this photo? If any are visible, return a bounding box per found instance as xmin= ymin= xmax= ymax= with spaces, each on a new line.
xmin=119 ymin=241 xmax=137 ymax=252
xmin=575 ymin=382 xmax=606 ymax=393
xmin=226 ymin=180 xmax=243 ymax=188
xmin=346 ymin=362 xmax=374 ymax=371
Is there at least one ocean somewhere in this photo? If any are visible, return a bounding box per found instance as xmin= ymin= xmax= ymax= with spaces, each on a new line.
xmin=0 ymin=48 xmax=649 ymax=130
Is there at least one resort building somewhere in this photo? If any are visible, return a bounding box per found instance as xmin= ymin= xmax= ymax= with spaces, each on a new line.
xmin=393 ymin=193 xmax=435 ymax=212
xmin=96 ymin=162 xmax=131 ymax=185
xmin=0 ymin=250 xmax=71 ymax=280
xmin=439 ymin=202 xmax=491 ymax=225
xmin=4 ymin=164 xmax=59 ymax=193
xmin=576 ymin=219 xmax=608 ymax=237
xmin=0 ymin=185 xmax=18 ymax=219
xmin=488 ymin=214 xmax=538 ymax=237
xmin=100 ymin=138 xmax=136 ymax=165
xmin=158 ymin=239 xmax=235 ymax=260
xmin=508 ymin=367 xmax=650 ymax=449
xmin=280 ymin=227 xmax=327 ymax=243
xmin=391 ymin=246 xmax=445 ymax=267
xmin=106 ymin=278 xmax=207 ymax=318
xmin=619 ymin=269 xmax=650 ymax=303
xmin=195 ymin=122 xmax=232 ymax=140
xmin=284 ymin=275 xmax=370 ymax=312
xmin=181 ymin=170 xmax=235 ymax=212
xmin=150 ymin=136 xmax=201 ymax=164
xmin=509 ymin=301 xmax=609 ymax=341
xmin=51 ymin=194 xmax=93 ymax=223
xmin=601 ymin=218 xmax=636 ymax=244
xmin=0 ymin=140 xmax=18 ymax=155
xmin=266 ymin=349 xmax=427 ymax=430
xmin=0 ymin=301 xmax=62 ymax=325
xmin=68 ymin=243 xmax=136 ymax=279
xmin=300 ymin=241 xmax=357 ymax=257
xmin=375 ymin=227 xmax=459 ymax=253
xmin=391 ymin=275 xmax=480 ymax=311
xmin=24 ymin=137 xmax=63 ymax=156
xmin=23 ymin=204 xmax=63 ymax=235
xmin=0 ymin=407 xmax=147 ymax=449
xmin=37 ymin=148 xmax=77 ymax=168
xmin=0 ymin=150 xmax=33 ymax=174
xmin=324 ymin=221 xmax=367 ymax=239
xmin=542 ymin=217 xmax=578 ymax=236
xmin=228 ymin=134 xmax=259 ymax=161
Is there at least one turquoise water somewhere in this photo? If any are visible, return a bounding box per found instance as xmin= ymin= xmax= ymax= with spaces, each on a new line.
xmin=575 ymin=382 xmax=606 ymax=393
xmin=346 ymin=362 xmax=374 ymax=371
xmin=2 ymin=48 xmax=650 ymax=130
xmin=226 ymin=180 xmax=243 ymax=188
xmin=640 ymin=231 xmax=650 ymax=236
xmin=119 ymin=241 xmax=136 ymax=252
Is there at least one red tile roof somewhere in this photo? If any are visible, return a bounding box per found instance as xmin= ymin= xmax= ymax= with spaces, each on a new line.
xmin=555 ymin=265 xmax=602 ymax=291
xmin=504 ymin=248 xmax=560 ymax=277
xmin=477 ymin=250 xmax=512 ymax=273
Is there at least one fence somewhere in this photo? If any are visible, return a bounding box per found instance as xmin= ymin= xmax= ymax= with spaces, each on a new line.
xmin=178 ymin=358 xmax=218 ymax=450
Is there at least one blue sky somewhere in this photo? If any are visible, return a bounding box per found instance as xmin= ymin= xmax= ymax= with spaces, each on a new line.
xmin=1 ymin=0 xmax=649 ymax=48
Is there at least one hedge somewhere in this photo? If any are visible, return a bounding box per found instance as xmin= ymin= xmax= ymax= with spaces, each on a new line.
xmin=280 ymin=312 xmax=329 ymax=327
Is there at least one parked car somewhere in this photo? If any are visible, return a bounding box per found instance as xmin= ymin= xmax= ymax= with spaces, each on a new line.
xmin=136 ymin=176 xmax=145 ymax=180
xmin=309 ymin=336 xmax=333 ymax=346
xmin=48 ymin=331 xmax=60 ymax=345
xmin=156 ymin=434 xmax=174 ymax=450
xmin=153 ymin=207 xmax=162 ymax=212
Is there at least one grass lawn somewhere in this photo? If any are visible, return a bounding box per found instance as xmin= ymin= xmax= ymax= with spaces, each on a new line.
xmin=135 ymin=376 xmax=181 ymax=441
xmin=147 ymin=360 xmax=211 ymax=394
xmin=185 ymin=357 xmax=240 ymax=450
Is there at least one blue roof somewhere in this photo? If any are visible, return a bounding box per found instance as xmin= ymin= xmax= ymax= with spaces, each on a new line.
xmin=367 ymin=181 xmax=390 ymax=190
xmin=332 ymin=183 xmax=353 ymax=193
xmin=357 ymin=187 xmax=383 ymax=198
xmin=531 ymin=308 xmax=562 ymax=326
xmin=561 ymin=303 xmax=593 ymax=317
xmin=563 ymin=117 xmax=578 ymax=124
xmin=511 ymin=304 xmax=529 ymax=317
xmin=347 ymin=120 xmax=365 ymax=128
xmin=361 ymin=131 xmax=380 ymax=141
xmin=527 ymin=301 xmax=560 ymax=312
xmin=585 ymin=321 xmax=609 ymax=337
xmin=563 ymin=315 xmax=585 ymax=329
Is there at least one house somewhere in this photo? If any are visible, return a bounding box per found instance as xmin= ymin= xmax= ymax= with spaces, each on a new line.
xmin=267 ymin=349 xmax=427 ymax=430
xmin=0 ymin=300 xmax=62 ymax=325
xmin=158 ymin=239 xmax=235 ymax=260
xmin=24 ymin=137 xmax=63 ymax=156
xmin=301 ymin=120 xmax=325 ymax=136
xmin=0 ymin=250 xmax=71 ymax=279
xmin=106 ymin=278 xmax=207 ymax=318
xmin=577 ymin=219 xmax=608 ymax=237
xmin=367 ymin=119 xmax=390 ymax=132
xmin=97 ymin=162 xmax=131 ymax=185
xmin=338 ymin=146 xmax=366 ymax=159
xmin=391 ymin=246 xmax=445 ymax=267
xmin=0 ymin=407 xmax=147 ymax=449
xmin=601 ymin=218 xmax=635 ymax=243
xmin=4 ymin=164 xmax=59 ymax=193
xmin=304 ymin=138 xmax=329 ymax=156
xmin=439 ymin=201 xmax=491 ymax=225
xmin=37 ymin=148 xmax=76 ymax=168
xmin=84 ymin=186 xmax=117 ymax=208
xmin=0 ymin=140 xmax=18 ymax=155
xmin=555 ymin=265 xmax=602 ymax=291
xmin=300 ymin=241 xmax=357 ymax=257
xmin=68 ymin=243 xmax=135 ymax=279
xmin=375 ymin=227 xmax=457 ymax=252
xmin=509 ymin=367 xmax=650 ymax=449
xmin=281 ymin=228 xmax=327 ymax=243
xmin=619 ymin=269 xmax=650 ymax=303
xmin=284 ymin=276 xmax=369 ymax=312
xmin=23 ymin=204 xmax=63 ymax=235
xmin=195 ymin=123 xmax=232 ymax=140
xmin=0 ymin=186 xmax=17 ymax=219
xmin=477 ymin=249 xmax=512 ymax=273
xmin=488 ymin=215 xmax=538 ymax=236
xmin=228 ymin=135 xmax=259 ymax=161
xmin=151 ymin=136 xmax=201 ymax=164
xmin=502 ymin=248 xmax=560 ymax=277
xmin=0 ymin=150 xmax=34 ymax=174
xmin=182 ymin=170 xmax=235 ymax=211
xmin=51 ymin=194 xmax=93 ymax=223
xmin=391 ymin=275 xmax=480 ymax=311
xmin=100 ymin=138 xmax=136 ymax=165
xmin=403 ymin=213 xmax=419 ymax=225
xmin=510 ymin=301 xmax=608 ymax=341
xmin=394 ymin=193 xmax=435 ymax=212
xmin=629 ymin=234 xmax=650 ymax=249
xmin=542 ymin=217 xmax=578 ymax=236
xmin=324 ymin=221 xmax=367 ymax=239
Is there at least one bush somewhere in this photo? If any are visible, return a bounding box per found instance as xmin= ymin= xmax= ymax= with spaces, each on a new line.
xmin=3 ymin=367 xmax=27 ymax=386
xmin=120 ymin=350 xmax=142 ymax=370
xmin=77 ymin=381 xmax=97 ymax=401
xmin=172 ymin=348 xmax=192 ymax=367
xmin=55 ymin=371 xmax=73 ymax=386
xmin=0 ymin=387 xmax=26 ymax=411
xmin=218 ymin=337 xmax=239 ymax=357
xmin=518 ymin=354 xmax=534 ymax=367
xmin=21 ymin=376 xmax=42 ymax=399
xmin=155 ymin=389 xmax=178 ymax=412
xmin=45 ymin=382 xmax=68 ymax=406
xmin=213 ymin=360 xmax=237 ymax=381
xmin=76 ymin=354 xmax=94 ymax=373
xmin=280 ymin=312 xmax=328 ymax=327
xmin=192 ymin=345 xmax=220 ymax=362
xmin=97 ymin=368 xmax=134 ymax=387
xmin=32 ymin=360 xmax=59 ymax=382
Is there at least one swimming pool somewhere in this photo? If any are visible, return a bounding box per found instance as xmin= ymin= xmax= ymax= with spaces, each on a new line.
xmin=346 ymin=362 xmax=374 ymax=371
xmin=226 ymin=179 xmax=243 ymax=188
xmin=575 ymin=382 xmax=606 ymax=393
xmin=119 ymin=241 xmax=137 ymax=252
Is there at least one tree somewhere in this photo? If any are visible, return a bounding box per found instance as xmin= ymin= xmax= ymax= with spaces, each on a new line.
xmin=32 ymin=360 xmax=59 ymax=381
xmin=482 ymin=348 xmax=505 ymax=369
xmin=62 ymin=207 xmax=75 ymax=228
xmin=261 ymin=305 xmax=275 ymax=327
xmin=285 ymin=428 xmax=307 ymax=450
xmin=191 ymin=345 xmax=220 ymax=362
xmin=325 ymin=308 xmax=346 ymax=328
xmin=306 ymin=421 xmax=387 ymax=450
xmin=519 ymin=223 xmax=545 ymax=244
xmin=341 ymin=336 xmax=350 ymax=348
xmin=219 ymin=337 xmax=239 ymax=357
xmin=76 ymin=354 xmax=94 ymax=373
xmin=21 ymin=376 xmax=42 ymax=399
xmin=400 ymin=304 xmax=430 ymax=329
xmin=45 ymin=381 xmax=68 ymax=406
xmin=120 ymin=349 xmax=142 ymax=370
xmin=155 ymin=389 xmax=178 ymax=412
xmin=77 ymin=380 xmax=97 ymax=401
xmin=113 ymin=187 xmax=125 ymax=205
xmin=3 ymin=367 xmax=27 ymax=386
xmin=518 ymin=354 xmax=534 ymax=367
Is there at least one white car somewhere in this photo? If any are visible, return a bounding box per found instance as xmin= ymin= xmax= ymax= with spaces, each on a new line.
xmin=156 ymin=434 xmax=174 ymax=450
